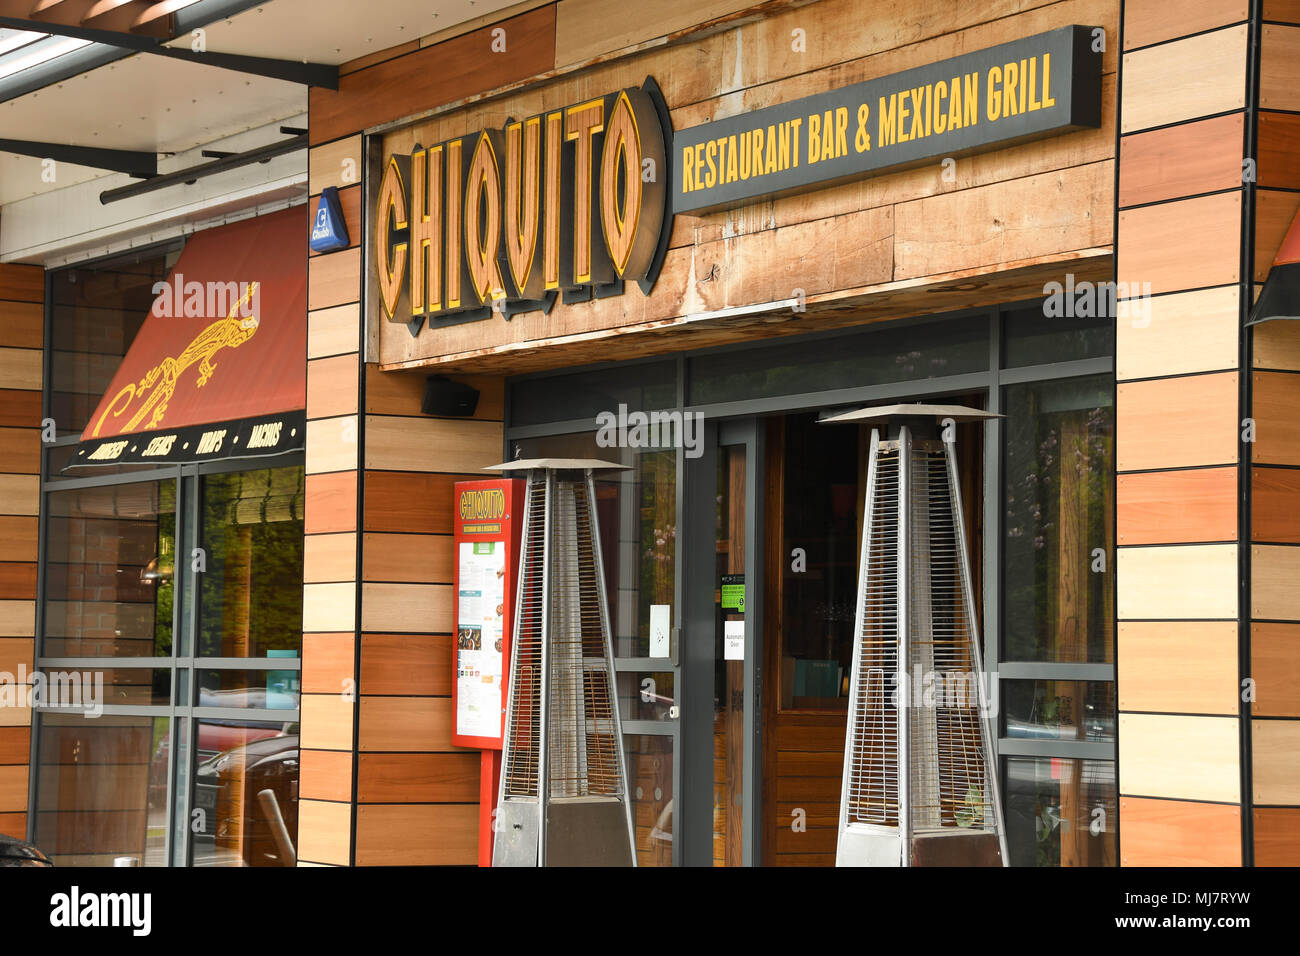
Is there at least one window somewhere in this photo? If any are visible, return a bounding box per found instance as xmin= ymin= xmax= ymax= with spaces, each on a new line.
xmin=32 ymin=248 xmax=305 ymax=867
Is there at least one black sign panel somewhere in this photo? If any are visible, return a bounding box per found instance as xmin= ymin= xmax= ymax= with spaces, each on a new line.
xmin=672 ymin=25 xmax=1102 ymax=215
xmin=67 ymin=410 xmax=306 ymax=468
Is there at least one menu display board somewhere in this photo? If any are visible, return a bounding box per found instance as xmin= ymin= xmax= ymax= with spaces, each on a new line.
xmin=451 ymin=478 xmax=525 ymax=749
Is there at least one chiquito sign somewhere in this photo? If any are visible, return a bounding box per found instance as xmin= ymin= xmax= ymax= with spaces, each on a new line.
xmin=372 ymin=28 xmax=1101 ymax=331
xmin=374 ymin=81 xmax=669 ymax=328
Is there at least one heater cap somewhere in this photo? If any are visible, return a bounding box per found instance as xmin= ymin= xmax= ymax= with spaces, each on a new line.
xmin=818 ymin=402 xmax=1002 ymax=425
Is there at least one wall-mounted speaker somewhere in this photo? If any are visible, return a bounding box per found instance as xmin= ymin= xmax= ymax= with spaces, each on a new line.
xmin=421 ymin=375 xmax=480 ymax=417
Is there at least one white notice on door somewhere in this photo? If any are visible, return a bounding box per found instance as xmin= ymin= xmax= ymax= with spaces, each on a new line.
xmin=724 ymin=619 xmax=744 ymax=661
xmin=650 ymin=604 xmax=671 ymax=658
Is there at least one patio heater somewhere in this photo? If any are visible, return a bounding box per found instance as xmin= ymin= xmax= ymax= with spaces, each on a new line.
xmin=485 ymin=458 xmax=637 ymax=867
xmin=823 ymin=404 xmax=1008 ymax=867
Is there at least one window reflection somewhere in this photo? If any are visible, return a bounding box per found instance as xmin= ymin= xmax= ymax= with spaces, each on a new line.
xmin=35 ymin=714 xmax=170 ymax=866
xmin=196 ymin=467 xmax=304 ymax=658
xmin=1005 ymin=756 xmax=1116 ymax=867
xmin=191 ymin=719 xmax=298 ymax=867
xmin=1002 ymin=376 xmax=1114 ymax=663
xmin=43 ymin=481 xmax=175 ymax=658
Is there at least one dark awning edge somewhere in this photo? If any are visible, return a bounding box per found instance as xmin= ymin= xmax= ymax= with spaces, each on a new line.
xmin=63 ymin=410 xmax=306 ymax=470
xmin=1246 ymin=261 xmax=1300 ymax=327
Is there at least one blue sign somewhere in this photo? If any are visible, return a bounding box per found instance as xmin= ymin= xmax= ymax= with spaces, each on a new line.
xmin=310 ymin=186 xmax=349 ymax=253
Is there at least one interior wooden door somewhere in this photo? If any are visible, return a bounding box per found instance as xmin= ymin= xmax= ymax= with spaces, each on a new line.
xmin=761 ymin=408 xmax=984 ymax=865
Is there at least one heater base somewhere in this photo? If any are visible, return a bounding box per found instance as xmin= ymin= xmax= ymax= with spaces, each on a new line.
xmin=910 ymin=829 xmax=1003 ymax=867
xmin=492 ymin=798 xmax=540 ymax=867
xmin=835 ymin=824 xmax=902 ymax=867
xmin=546 ymin=797 xmax=635 ymax=867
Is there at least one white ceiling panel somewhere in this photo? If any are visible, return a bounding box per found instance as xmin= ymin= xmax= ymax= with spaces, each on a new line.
xmin=171 ymin=0 xmax=524 ymax=64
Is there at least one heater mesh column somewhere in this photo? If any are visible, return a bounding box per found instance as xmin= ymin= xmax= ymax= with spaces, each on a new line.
xmin=835 ymin=409 xmax=1007 ymax=867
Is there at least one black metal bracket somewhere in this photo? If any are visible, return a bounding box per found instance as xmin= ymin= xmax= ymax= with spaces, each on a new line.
xmin=0 ymin=15 xmax=339 ymax=89
xmin=0 ymin=137 xmax=157 ymax=176
xmin=99 ymin=132 xmax=306 ymax=204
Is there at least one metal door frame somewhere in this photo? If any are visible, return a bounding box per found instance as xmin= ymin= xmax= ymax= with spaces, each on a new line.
xmin=680 ymin=416 xmax=765 ymax=866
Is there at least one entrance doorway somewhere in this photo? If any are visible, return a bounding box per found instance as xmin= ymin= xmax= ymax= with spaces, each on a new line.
xmin=680 ymin=403 xmax=984 ymax=866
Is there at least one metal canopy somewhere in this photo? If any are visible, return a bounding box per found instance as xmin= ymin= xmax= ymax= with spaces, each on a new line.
xmin=0 ymin=13 xmax=338 ymax=87
xmin=819 ymin=402 xmax=1003 ymax=425
xmin=485 ymin=458 xmax=632 ymax=472
xmin=0 ymin=136 xmax=156 ymax=175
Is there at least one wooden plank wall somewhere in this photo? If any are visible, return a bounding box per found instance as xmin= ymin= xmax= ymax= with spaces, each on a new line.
xmin=1114 ymin=0 xmax=1268 ymax=865
xmin=1249 ymin=2 xmax=1300 ymax=867
xmin=374 ymin=0 xmax=1119 ymax=374
xmin=301 ymin=19 xmax=512 ymax=865
xmin=0 ymin=262 xmax=43 ymax=840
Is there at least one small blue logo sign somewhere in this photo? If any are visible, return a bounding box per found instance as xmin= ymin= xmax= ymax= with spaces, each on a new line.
xmin=310 ymin=186 xmax=349 ymax=253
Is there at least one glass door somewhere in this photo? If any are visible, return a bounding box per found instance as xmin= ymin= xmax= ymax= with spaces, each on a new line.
xmin=681 ymin=418 xmax=764 ymax=866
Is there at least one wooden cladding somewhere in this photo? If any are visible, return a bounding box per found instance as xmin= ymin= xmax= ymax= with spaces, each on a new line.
xmin=1116 ymin=544 xmax=1238 ymax=620
xmin=1118 ymin=714 xmax=1241 ymax=803
xmin=1117 ymin=113 xmax=1244 ymax=208
xmin=1115 ymin=287 xmax=1239 ymax=381
xmin=1117 ymin=621 xmax=1238 ymax=714
xmin=308 ymin=6 xmax=557 ymax=146
xmin=1252 ymin=623 xmax=1300 ymax=717
xmin=1116 ymin=373 xmax=1238 ymax=472
xmin=1120 ymin=25 xmax=1246 ymax=133
xmin=0 ymin=263 xmax=42 ymax=825
xmin=1123 ymin=0 xmax=1248 ymax=50
xmin=1117 ymin=192 xmax=1241 ymax=295
xmin=1252 ymin=372 xmax=1300 ymax=465
xmin=1260 ymin=24 xmax=1300 ymax=110
xmin=1119 ymin=797 xmax=1242 ymax=865
xmin=1117 ymin=467 xmax=1237 ymax=544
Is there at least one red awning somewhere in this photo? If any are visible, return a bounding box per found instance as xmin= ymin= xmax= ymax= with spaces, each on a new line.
xmin=72 ymin=206 xmax=307 ymax=467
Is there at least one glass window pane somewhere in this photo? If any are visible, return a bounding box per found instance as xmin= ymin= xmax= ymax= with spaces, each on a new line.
xmin=43 ymin=480 xmax=176 ymax=658
xmin=509 ymin=361 xmax=676 ymax=427
xmin=196 ymin=668 xmax=300 ymax=710
xmin=625 ymin=734 xmax=673 ymax=867
xmin=1002 ymin=302 xmax=1111 ymax=368
xmin=514 ymin=433 xmax=677 ymax=659
xmin=196 ymin=466 xmax=304 ymax=658
xmin=1004 ymin=756 xmax=1116 ymax=866
xmin=1002 ymin=376 xmax=1114 ymax=663
xmin=687 ymin=315 xmax=988 ymax=406
xmin=35 ymin=713 xmax=170 ymax=866
xmin=48 ymin=246 xmax=182 ymax=439
xmin=616 ymin=671 xmax=676 ymax=721
xmin=1003 ymin=679 xmax=1115 ymax=742
xmin=192 ymin=718 xmax=298 ymax=867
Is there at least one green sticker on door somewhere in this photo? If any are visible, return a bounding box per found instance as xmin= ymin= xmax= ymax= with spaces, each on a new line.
xmin=721 ymin=574 xmax=745 ymax=612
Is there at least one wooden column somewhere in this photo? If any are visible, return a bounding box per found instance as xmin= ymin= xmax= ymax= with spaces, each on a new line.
xmin=0 ymin=263 xmax=43 ymax=842
xmin=1114 ymin=0 xmax=1255 ymax=865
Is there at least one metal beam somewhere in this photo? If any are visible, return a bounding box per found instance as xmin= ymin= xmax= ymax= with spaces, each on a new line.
xmin=99 ymin=131 xmax=305 ymax=203
xmin=0 ymin=136 xmax=156 ymax=175
xmin=0 ymin=14 xmax=339 ymax=88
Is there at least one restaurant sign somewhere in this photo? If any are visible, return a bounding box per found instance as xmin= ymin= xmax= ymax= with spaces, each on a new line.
xmin=374 ymin=79 xmax=670 ymax=331
xmin=672 ymin=25 xmax=1102 ymax=214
